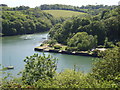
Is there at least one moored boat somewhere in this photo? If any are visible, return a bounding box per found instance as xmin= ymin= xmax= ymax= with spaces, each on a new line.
xmin=6 ymin=66 xmax=14 ymax=69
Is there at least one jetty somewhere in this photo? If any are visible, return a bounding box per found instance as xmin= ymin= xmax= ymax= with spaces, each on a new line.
xmin=34 ymin=42 xmax=107 ymax=57
xmin=34 ymin=46 xmax=98 ymax=57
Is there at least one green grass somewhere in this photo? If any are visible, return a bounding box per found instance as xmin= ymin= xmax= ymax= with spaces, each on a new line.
xmin=43 ymin=10 xmax=86 ymax=18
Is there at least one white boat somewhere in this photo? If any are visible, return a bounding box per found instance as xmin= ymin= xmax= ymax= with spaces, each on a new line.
xmin=24 ymin=35 xmax=32 ymax=40
xmin=24 ymin=37 xmax=31 ymax=40
xmin=6 ymin=66 xmax=14 ymax=69
xmin=6 ymin=57 xmax=14 ymax=70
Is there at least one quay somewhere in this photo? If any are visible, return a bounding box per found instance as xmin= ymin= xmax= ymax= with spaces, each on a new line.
xmin=34 ymin=46 xmax=98 ymax=57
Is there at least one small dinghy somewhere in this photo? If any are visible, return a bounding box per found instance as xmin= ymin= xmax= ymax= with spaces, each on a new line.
xmin=6 ymin=66 xmax=14 ymax=69
xmin=24 ymin=35 xmax=32 ymax=40
xmin=6 ymin=57 xmax=14 ymax=70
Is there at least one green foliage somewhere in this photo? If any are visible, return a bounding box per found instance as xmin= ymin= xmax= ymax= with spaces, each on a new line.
xmin=2 ymin=9 xmax=54 ymax=36
xmin=0 ymin=64 xmax=23 ymax=89
xmin=34 ymin=69 xmax=119 ymax=88
xmin=1 ymin=77 xmax=23 ymax=89
xmin=49 ymin=6 xmax=120 ymax=47
xmin=47 ymin=39 xmax=57 ymax=46
xmin=34 ymin=69 xmax=91 ymax=88
xmin=116 ymin=42 xmax=120 ymax=47
xmin=53 ymin=70 xmax=88 ymax=88
xmin=37 ymin=4 xmax=116 ymax=15
xmin=53 ymin=45 xmax=62 ymax=49
xmin=22 ymin=53 xmax=57 ymax=85
xmin=105 ymin=42 xmax=115 ymax=48
xmin=91 ymin=46 xmax=120 ymax=87
xmin=104 ymin=37 xmax=115 ymax=48
xmin=43 ymin=10 xmax=86 ymax=18
xmin=38 ymin=4 xmax=87 ymax=13
xmin=1 ymin=5 xmax=120 ymax=88
xmin=65 ymin=47 xmax=77 ymax=52
xmin=68 ymin=32 xmax=97 ymax=51
xmin=49 ymin=17 xmax=91 ymax=44
xmin=1 ymin=46 xmax=120 ymax=88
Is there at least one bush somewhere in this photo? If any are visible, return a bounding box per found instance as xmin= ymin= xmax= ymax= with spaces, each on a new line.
xmin=116 ymin=42 xmax=120 ymax=47
xmin=92 ymin=49 xmax=101 ymax=57
xmin=22 ymin=53 xmax=57 ymax=85
xmin=91 ymin=46 xmax=120 ymax=88
xmin=54 ymin=45 xmax=62 ymax=49
xmin=35 ymin=69 xmax=94 ymax=88
xmin=66 ymin=47 xmax=77 ymax=52
xmin=47 ymin=39 xmax=57 ymax=46
xmin=67 ymin=32 xmax=97 ymax=51
xmin=1 ymin=49 xmax=120 ymax=88
xmin=34 ymin=69 xmax=117 ymax=88
xmin=105 ymin=42 xmax=115 ymax=48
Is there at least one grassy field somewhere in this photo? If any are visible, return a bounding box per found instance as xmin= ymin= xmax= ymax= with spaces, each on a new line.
xmin=43 ymin=10 xmax=86 ymax=18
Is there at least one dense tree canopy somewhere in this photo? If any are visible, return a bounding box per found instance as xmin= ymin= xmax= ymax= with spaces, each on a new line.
xmin=1 ymin=4 xmax=120 ymax=89
xmin=67 ymin=32 xmax=97 ymax=50
xmin=37 ymin=4 xmax=117 ymax=15
xmin=49 ymin=17 xmax=91 ymax=44
xmin=37 ymin=4 xmax=87 ymax=13
xmin=49 ymin=6 xmax=120 ymax=50
xmin=22 ymin=53 xmax=57 ymax=85
xmin=1 ymin=8 xmax=56 ymax=36
xmin=91 ymin=45 xmax=120 ymax=87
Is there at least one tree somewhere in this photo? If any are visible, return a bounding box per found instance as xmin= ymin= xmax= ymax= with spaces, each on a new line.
xmin=67 ymin=32 xmax=97 ymax=51
xmin=47 ymin=39 xmax=57 ymax=46
xmin=92 ymin=46 xmax=120 ymax=87
xmin=104 ymin=17 xmax=120 ymax=42
xmin=2 ymin=8 xmax=54 ymax=36
xmin=22 ymin=53 xmax=57 ymax=85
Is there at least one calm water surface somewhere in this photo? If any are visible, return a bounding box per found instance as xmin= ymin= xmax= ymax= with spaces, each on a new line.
xmin=1 ymin=32 xmax=95 ymax=77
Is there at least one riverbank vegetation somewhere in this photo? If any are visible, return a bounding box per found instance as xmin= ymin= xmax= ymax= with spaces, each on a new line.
xmin=1 ymin=4 xmax=67 ymax=36
xmin=49 ymin=5 xmax=120 ymax=51
xmin=37 ymin=4 xmax=116 ymax=15
xmin=1 ymin=4 xmax=120 ymax=88
xmin=1 ymin=44 xmax=120 ymax=88
xmin=1 ymin=4 xmax=86 ymax=36
xmin=2 ymin=4 xmax=119 ymax=38
xmin=36 ymin=5 xmax=120 ymax=56
xmin=1 ymin=8 xmax=54 ymax=36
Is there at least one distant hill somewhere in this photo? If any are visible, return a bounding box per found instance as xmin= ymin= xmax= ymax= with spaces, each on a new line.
xmin=2 ymin=8 xmax=55 ymax=36
xmin=37 ymin=4 xmax=86 ymax=13
xmin=36 ymin=4 xmax=117 ymax=15
xmin=43 ymin=10 xmax=87 ymax=18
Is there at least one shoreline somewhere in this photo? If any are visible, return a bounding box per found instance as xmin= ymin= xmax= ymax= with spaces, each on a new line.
xmin=0 ymin=31 xmax=49 ymax=37
xmin=34 ymin=46 xmax=98 ymax=57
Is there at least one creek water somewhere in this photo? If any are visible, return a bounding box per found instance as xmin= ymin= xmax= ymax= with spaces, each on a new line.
xmin=1 ymin=32 xmax=95 ymax=77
